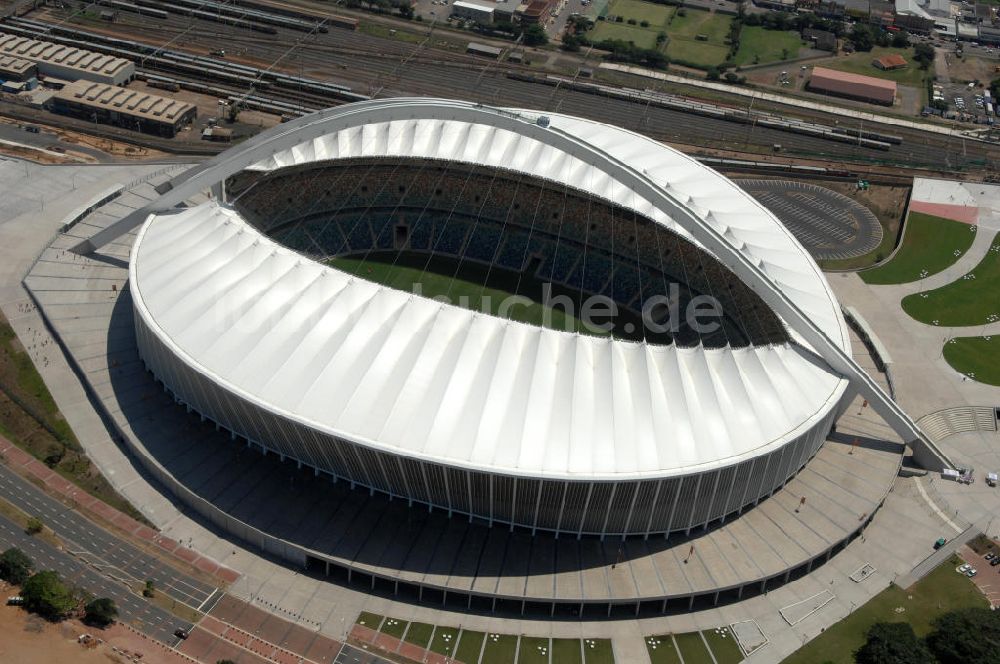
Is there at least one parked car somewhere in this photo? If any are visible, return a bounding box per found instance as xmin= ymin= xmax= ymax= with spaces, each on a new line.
xmin=173 ymin=629 xmax=189 ymax=640
xmin=935 ymin=537 xmax=947 ymax=550
xmin=991 ymin=558 xmax=1000 ymax=567
xmin=986 ymin=552 xmax=996 ymax=561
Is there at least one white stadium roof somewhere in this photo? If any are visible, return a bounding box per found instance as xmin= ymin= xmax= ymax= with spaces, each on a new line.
xmin=130 ymin=106 xmax=851 ymax=480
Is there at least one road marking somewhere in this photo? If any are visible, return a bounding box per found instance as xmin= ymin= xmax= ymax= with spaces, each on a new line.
xmin=915 ymin=477 xmax=963 ymax=534
xmin=197 ymin=588 xmax=219 ymax=612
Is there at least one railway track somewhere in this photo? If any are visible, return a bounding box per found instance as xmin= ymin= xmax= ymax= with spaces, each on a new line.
xmin=7 ymin=9 xmax=1000 ymax=168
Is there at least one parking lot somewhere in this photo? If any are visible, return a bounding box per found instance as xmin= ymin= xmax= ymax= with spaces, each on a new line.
xmin=932 ymin=80 xmax=995 ymax=123
xmin=957 ymin=544 xmax=1000 ymax=608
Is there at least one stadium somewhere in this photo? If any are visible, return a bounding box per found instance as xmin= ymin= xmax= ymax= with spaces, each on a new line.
xmin=119 ymin=98 xmax=923 ymax=539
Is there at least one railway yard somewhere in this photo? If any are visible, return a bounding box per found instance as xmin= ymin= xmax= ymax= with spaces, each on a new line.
xmin=0 ymin=0 xmax=998 ymax=174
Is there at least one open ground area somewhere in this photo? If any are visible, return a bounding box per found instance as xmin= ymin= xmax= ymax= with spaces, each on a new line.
xmin=357 ymin=612 xmax=616 ymax=663
xmin=646 ymin=627 xmax=743 ymax=664
xmin=664 ymin=8 xmax=731 ymax=67
xmin=860 ymin=213 xmax=979 ymax=285
xmin=942 ymin=335 xmax=1000 ymax=385
xmin=780 ymin=556 xmax=990 ymax=664
xmin=901 ymin=232 xmax=1000 ymax=326
xmin=588 ymin=2 xmax=732 ymax=67
xmin=732 ymin=26 xmax=805 ymax=67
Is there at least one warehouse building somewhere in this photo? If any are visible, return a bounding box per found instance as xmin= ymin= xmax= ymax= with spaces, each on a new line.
xmin=452 ymin=0 xmax=495 ymax=24
xmin=0 ymin=54 xmax=37 ymax=81
xmin=807 ymin=66 xmax=896 ymax=105
xmin=49 ymin=80 xmax=196 ymax=137
xmin=0 ymin=32 xmax=134 ymax=85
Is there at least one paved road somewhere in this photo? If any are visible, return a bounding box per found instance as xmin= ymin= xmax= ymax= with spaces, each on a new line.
xmin=0 ymin=123 xmax=111 ymax=163
xmin=0 ymin=463 xmax=220 ymax=612
xmin=335 ymin=643 xmax=392 ymax=664
xmin=0 ymin=513 xmax=191 ymax=644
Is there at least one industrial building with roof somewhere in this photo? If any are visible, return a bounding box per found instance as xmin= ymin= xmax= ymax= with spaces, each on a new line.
xmin=49 ymin=80 xmax=196 ymax=137
xmin=873 ymin=53 xmax=908 ymax=70
xmin=0 ymin=54 xmax=37 ymax=81
xmin=87 ymin=97 xmax=946 ymax=543
xmin=0 ymin=32 xmax=134 ymax=85
xmin=452 ymin=0 xmax=495 ymax=24
xmin=807 ymin=66 xmax=897 ymax=105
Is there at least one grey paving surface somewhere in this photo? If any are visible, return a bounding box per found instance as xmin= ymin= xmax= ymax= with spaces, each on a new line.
xmin=735 ymin=179 xmax=883 ymax=261
xmin=0 ymin=513 xmax=192 ymax=644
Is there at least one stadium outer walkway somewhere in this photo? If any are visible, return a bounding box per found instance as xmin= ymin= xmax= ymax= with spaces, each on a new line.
xmin=0 ymin=161 xmax=973 ymax=664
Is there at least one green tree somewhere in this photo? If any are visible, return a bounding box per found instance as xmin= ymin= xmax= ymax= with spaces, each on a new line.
xmin=83 ymin=597 xmax=118 ymax=627
xmin=521 ymin=23 xmax=548 ymax=46
xmin=850 ymin=24 xmax=875 ymax=52
xmin=143 ymin=579 xmax=155 ymax=598
xmin=0 ymin=548 xmax=34 ymax=585
xmin=990 ymin=78 xmax=1000 ymax=99
xmin=913 ymin=42 xmax=935 ymax=69
xmin=891 ymin=30 xmax=910 ymax=48
xmin=561 ymin=34 xmax=581 ymax=51
xmin=706 ymin=66 xmax=721 ymax=80
xmin=926 ymin=607 xmax=1000 ymax=664
xmin=854 ymin=622 xmax=932 ymax=664
xmin=21 ymin=571 xmax=75 ymax=620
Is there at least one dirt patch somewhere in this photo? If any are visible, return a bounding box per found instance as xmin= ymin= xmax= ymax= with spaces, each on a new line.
xmin=0 ymin=602 xmax=123 ymax=664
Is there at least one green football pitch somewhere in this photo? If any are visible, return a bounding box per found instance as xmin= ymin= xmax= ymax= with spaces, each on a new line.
xmin=329 ymin=252 xmax=609 ymax=336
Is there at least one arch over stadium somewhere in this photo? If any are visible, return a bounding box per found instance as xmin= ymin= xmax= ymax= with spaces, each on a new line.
xmin=76 ymin=99 xmax=948 ymax=537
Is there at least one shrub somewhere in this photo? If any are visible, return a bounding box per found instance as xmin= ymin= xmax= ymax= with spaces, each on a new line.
xmin=22 ymin=571 xmax=75 ymax=620
xmin=0 ymin=548 xmax=34 ymax=585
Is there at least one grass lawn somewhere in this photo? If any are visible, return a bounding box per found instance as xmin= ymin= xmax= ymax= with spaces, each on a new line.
xmin=732 ymin=26 xmax=805 ymax=66
xmin=901 ymin=232 xmax=1000 ymax=326
xmin=665 ymin=8 xmax=732 ymax=68
xmin=702 ymin=628 xmax=744 ymax=663
xmin=860 ymin=213 xmax=978 ymax=284
xmin=781 ymin=556 xmax=989 ymax=664
xmin=481 ymin=633 xmax=518 ymax=664
xmin=518 ymin=636 xmax=550 ymax=663
xmin=943 ymin=335 xmax=1000 ymax=385
xmin=403 ymin=621 xmax=434 ymax=649
xmin=646 ymin=635 xmax=683 ymax=664
xmin=0 ymin=314 xmax=147 ymax=524
xmin=817 ymin=47 xmax=931 ymax=88
xmin=379 ymin=617 xmax=408 ymax=639
xmin=583 ymin=638 xmax=615 ymax=664
xmin=605 ymin=0 xmax=673 ymax=24
xmin=590 ymin=21 xmax=660 ymax=49
xmin=356 ymin=611 xmax=383 ymax=629
xmin=666 ymin=40 xmax=729 ymax=67
xmin=455 ymin=630 xmax=486 ymax=663
xmin=428 ymin=625 xmax=460 ymax=657
xmin=329 ymin=253 xmax=601 ymax=335
xmin=590 ymin=0 xmax=673 ymax=49
xmin=673 ymin=632 xmax=714 ymax=664
xmin=551 ymin=638 xmax=583 ymax=664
